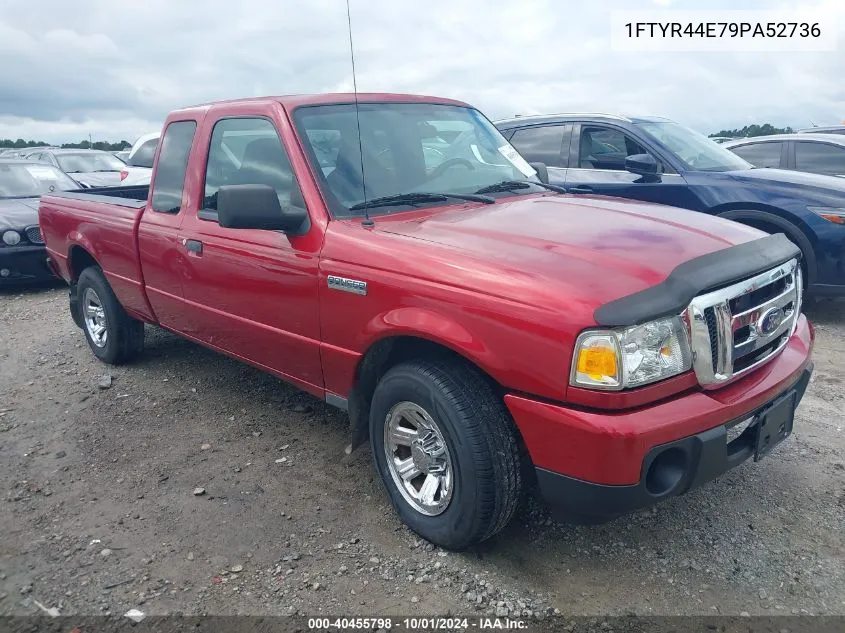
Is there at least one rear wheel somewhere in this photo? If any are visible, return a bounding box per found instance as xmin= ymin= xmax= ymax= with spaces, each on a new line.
xmin=369 ymin=358 xmax=522 ymax=550
xmin=77 ymin=267 xmax=144 ymax=364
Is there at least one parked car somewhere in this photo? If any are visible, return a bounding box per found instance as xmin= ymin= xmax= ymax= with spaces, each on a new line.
xmin=724 ymin=134 xmax=845 ymax=177
xmin=25 ymin=148 xmax=126 ymax=187
xmin=119 ymin=132 xmax=159 ymax=185
xmin=496 ymin=113 xmax=845 ymax=296
xmin=797 ymin=125 xmax=845 ymax=136
xmin=0 ymin=159 xmax=78 ymax=283
xmin=39 ymin=94 xmax=812 ymax=549
xmin=709 ymin=136 xmax=737 ymax=144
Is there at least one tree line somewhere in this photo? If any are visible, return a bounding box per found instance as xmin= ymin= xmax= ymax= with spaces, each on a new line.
xmin=0 ymin=139 xmax=130 ymax=151
xmin=708 ymin=124 xmax=794 ymax=139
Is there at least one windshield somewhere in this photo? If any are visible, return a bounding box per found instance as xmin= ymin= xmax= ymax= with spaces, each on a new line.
xmin=636 ymin=120 xmax=752 ymax=172
xmin=55 ymin=152 xmax=125 ymax=173
xmin=0 ymin=162 xmax=78 ymax=198
xmin=293 ymin=103 xmax=538 ymax=217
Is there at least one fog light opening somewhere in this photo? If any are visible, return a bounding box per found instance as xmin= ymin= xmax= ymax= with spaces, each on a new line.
xmin=645 ymin=447 xmax=688 ymax=496
xmin=0 ymin=268 xmax=10 ymax=278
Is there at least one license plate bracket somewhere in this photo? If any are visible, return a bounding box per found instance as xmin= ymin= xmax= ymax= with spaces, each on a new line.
xmin=753 ymin=391 xmax=796 ymax=461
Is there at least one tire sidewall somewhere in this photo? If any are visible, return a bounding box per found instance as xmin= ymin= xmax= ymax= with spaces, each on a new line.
xmin=370 ymin=364 xmax=485 ymax=549
xmin=77 ymin=268 xmax=121 ymax=364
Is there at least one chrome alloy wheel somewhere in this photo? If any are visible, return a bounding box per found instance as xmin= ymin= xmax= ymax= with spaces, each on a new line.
xmin=83 ymin=287 xmax=108 ymax=348
xmin=383 ymin=401 xmax=454 ymax=516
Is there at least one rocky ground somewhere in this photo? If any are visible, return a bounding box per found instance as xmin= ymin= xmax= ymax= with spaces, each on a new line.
xmin=1 ymin=285 xmax=843 ymax=620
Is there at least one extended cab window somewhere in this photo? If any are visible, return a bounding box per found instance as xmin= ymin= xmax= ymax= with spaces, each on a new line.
xmin=203 ymin=117 xmax=304 ymax=212
xmin=578 ymin=126 xmax=647 ymax=171
xmin=730 ymin=142 xmax=782 ymax=168
xmin=150 ymin=121 xmax=196 ymax=213
xmin=509 ymin=125 xmax=566 ymax=167
xmin=795 ymin=142 xmax=845 ymax=174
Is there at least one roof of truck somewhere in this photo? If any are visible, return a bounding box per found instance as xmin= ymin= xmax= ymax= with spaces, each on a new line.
xmin=172 ymin=93 xmax=471 ymax=116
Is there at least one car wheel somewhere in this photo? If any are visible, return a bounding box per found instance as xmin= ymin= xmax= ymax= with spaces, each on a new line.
xmin=77 ymin=266 xmax=144 ymax=364
xmin=369 ymin=358 xmax=522 ymax=550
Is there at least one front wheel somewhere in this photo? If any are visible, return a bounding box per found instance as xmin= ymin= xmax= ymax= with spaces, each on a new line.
xmin=77 ymin=266 xmax=144 ymax=364
xmin=369 ymin=358 xmax=522 ymax=550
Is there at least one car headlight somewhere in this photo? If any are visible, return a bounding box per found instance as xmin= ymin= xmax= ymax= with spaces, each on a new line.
xmin=808 ymin=206 xmax=845 ymax=224
xmin=570 ymin=316 xmax=692 ymax=390
xmin=2 ymin=230 xmax=21 ymax=246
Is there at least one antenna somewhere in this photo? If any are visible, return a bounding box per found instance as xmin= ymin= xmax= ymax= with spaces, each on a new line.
xmin=809 ymin=120 xmax=817 ymax=128
xmin=345 ymin=0 xmax=373 ymax=227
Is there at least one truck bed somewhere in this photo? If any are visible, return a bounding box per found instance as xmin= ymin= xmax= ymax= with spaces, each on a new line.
xmin=39 ymin=185 xmax=152 ymax=321
xmin=50 ymin=185 xmax=150 ymax=208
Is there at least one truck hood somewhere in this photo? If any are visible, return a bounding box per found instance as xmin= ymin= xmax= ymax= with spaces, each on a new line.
xmin=374 ymin=193 xmax=765 ymax=316
xmin=0 ymin=197 xmax=39 ymax=231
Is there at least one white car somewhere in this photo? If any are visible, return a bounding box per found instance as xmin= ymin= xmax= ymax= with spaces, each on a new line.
xmin=120 ymin=132 xmax=159 ymax=186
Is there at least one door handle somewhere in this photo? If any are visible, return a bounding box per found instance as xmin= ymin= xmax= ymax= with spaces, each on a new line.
xmin=567 ymin=185 xmax=593 ymax=194
xmin=182 ymin=238 xmax=203 ymax=254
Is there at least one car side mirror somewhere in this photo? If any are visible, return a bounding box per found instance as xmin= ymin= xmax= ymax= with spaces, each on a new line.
xmin=625 ymin=154 xmax=662 ymax=180
xmin=217 ymin=184 xmax=308 ymax=234
xmin=529 ymin=162 xmax=549 ymax=184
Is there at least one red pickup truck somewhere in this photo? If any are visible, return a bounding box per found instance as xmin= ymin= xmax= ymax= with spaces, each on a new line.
xmin=39 ymin=93 xmax=814 ymax=549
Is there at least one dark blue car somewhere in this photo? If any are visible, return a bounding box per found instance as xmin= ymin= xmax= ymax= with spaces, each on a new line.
xmin=495 ymin=114 xmax=845 ymax=295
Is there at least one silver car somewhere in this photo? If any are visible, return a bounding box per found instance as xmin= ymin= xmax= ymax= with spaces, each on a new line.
xmin=25 ymin=148 xmax=125 ymax=187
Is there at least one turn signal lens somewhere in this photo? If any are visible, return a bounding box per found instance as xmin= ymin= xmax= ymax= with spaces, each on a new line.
xmin=576 ymin=346 xmax=618 ymax=380
xmin=571 ymin=333 xmax=621 ymax=388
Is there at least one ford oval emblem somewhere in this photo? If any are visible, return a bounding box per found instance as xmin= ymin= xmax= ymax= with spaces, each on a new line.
xmin=758 ymin=307 xmax=784 ymax=335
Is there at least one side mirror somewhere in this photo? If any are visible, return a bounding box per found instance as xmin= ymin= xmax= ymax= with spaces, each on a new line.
xmin=625 ymin=154 xmax=661 ymax=179
xmin=217 ymin=184 xmax=308 ymax=234
xmin=529 ymin=162 xmax=549 ymax=184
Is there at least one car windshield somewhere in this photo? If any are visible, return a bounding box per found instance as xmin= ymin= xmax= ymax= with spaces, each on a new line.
xmin=293 ymin=102 xmax=539 ymax=217
xmin=55 ymin=152 xmax=125 ymax=173
xmin=636 ymin=120 xmax=753 ymax=172
xmin=0 ymin=162 xmax=78 ymax=198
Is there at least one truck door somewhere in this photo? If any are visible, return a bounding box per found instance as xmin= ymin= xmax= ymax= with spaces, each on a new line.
xmin=137 ymin=119 xmax=197 ymax=330
xmin=176 ymin=111 xmax=325 ymax=396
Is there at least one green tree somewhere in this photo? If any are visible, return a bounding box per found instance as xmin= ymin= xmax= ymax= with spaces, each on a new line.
xmin=709 ymin=124 xmax=794 ymax=139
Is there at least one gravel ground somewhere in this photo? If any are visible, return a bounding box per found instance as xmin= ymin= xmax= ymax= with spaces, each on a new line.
xmin=1 ymin=285 xmax=843 ymax=619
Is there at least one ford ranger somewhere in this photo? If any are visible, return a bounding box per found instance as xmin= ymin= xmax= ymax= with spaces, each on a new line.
xmin=39 ymin=94 xmax=814 ymax=549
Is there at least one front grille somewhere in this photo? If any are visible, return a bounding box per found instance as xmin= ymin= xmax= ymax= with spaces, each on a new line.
xmin=686 ymin=258 xmax=801 ymax=388
xmin=25 ymin=226 xmax=43 ymax=244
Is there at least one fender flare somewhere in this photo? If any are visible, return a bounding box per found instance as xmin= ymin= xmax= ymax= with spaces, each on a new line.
xmin=717 ymin=208 xmax=817 ymax=287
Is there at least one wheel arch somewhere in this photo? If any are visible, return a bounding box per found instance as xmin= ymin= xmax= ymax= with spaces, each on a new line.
xmin=67 ymin=243 xmax=100 ymax=281
xmin=347 ymin=333 xmax=510 ymax=451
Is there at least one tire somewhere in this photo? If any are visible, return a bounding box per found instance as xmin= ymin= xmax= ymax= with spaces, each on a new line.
xmin=369 ymin=358 xmax=522 ymax=550
xmin=76 ymin=266 xmax=144 ymax=364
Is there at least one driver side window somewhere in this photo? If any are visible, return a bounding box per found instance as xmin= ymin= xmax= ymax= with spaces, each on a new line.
xmin=203 ymin=117 xmax=304 ymax=212
xmin=578 ymin=126 xmax=647 ymax=171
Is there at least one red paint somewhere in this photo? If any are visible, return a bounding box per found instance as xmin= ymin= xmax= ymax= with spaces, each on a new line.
xmin=38 ymin=94 xmax=814 ymax=488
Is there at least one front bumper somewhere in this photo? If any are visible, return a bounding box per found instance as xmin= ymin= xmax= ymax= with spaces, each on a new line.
xmin=534 ymin=364 xmax=812 ymax=522
xmin=504 ymin=314 xmax=814 ymax=520
xmin=0 ymin=244 xmax=55 ymax=284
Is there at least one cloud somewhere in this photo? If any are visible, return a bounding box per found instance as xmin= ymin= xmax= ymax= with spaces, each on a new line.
xmin=0 ymin=0 xmax=843 ymax=143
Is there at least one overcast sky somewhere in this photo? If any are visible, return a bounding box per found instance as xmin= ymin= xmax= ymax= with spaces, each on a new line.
xmin=1 ymin=0 xmax=843 ymax=143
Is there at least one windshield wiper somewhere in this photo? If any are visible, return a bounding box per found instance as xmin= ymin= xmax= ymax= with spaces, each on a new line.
xmin=349 ymin=191 xmax=494 ymax=211
xmin=473 ymin=180 xmax=568 ymax=195
xmin=94 ymin=169 xmax=120 ymax=172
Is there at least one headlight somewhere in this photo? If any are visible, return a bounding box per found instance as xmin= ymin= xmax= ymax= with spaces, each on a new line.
xmin=808 ymin=206 xmax=845 ymax=224
xmin=2 ymin=230 xmax=21 ymax=246
xmin=571 ymin=316 xmax=692 ymax=390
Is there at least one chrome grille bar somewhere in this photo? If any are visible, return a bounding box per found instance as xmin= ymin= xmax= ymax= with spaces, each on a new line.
xmin=685 ymin=258 xmax=800 ymax=389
